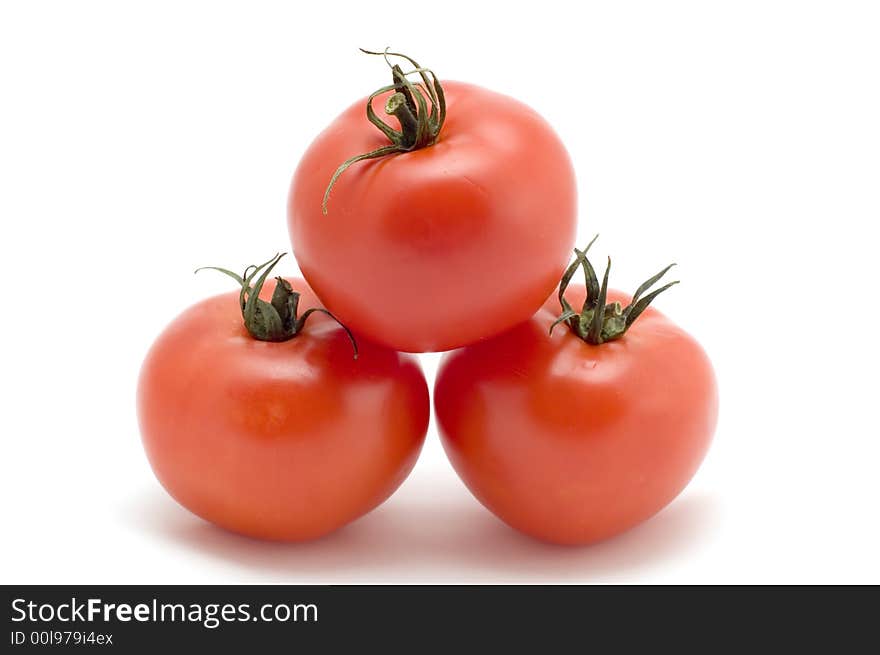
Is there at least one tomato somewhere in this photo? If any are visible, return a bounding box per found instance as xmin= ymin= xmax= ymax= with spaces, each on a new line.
xmin=434 ymin=246 xmax=718 ymax=544
xmin=137 ymin=257 xmax=429 ymax=541
xmin=288 ymin=51 xmax=577 ymax=352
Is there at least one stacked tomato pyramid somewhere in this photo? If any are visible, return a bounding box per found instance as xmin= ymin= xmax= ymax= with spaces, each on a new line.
xmin=138 ymin=50 xmax=717 ymax=545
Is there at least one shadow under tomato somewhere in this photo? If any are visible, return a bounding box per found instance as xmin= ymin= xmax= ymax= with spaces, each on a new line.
xmin=124 ymin=470 xmax=721 ymax=583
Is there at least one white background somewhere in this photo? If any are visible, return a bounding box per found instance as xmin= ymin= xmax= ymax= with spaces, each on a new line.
xmin=2 ymin=0 xmax=878 ymax=584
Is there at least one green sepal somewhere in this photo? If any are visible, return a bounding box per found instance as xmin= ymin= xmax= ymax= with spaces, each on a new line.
xmin=322 ymin=48 xmax=447 ymax=215
xmin=196 ymin=253 xmax=358 ymax=357
xmin=551 ymin=236 xmax=678 ymax=345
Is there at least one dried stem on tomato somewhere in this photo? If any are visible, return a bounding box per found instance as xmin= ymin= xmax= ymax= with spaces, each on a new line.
xmin=196 ymin=253 xmax=358 ymax=357
xmin=322 ymin=48 xmax=447 ymax=214
xmin=550 ymin=236 xmax=679 ymax=345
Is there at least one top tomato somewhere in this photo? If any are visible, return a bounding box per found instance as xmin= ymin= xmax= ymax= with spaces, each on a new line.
xmin=288 ymin=52 xmax=577 ymax=352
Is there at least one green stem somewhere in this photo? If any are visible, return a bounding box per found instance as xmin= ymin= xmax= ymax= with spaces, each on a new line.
xmin=386 ymin=92 xmax=419 ymax=146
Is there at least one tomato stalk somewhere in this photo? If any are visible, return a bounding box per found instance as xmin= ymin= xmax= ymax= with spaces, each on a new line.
xmin=322 ymin=48 xmax=447 ymax=214
xmin=550 ymin=236 xmax=679 ymax=344
xmin=196 ymin=253 xmax=358 ymax=357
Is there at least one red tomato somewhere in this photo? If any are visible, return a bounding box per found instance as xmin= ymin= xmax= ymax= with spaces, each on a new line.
xmin=137 ymin=275 xmax=429 ymax=541
xmin=434 ymin=282 xmax=718 ymax=545
xmin=288 ymin=61 xmax=577 ymax=352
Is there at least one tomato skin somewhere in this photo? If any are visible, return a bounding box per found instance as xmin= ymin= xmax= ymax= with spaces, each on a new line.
xmin=434 ymin=286 xmax=718 ymax=545
xmin=137 ymin=278 xmax=429 ymax=541
xmin=288 ymin=81 xmax=577 ymax=352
